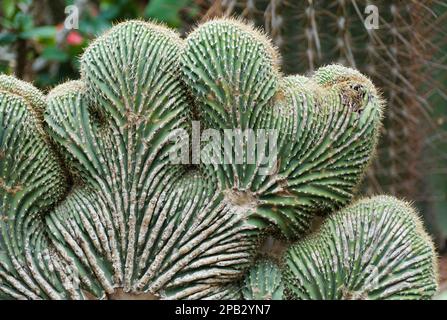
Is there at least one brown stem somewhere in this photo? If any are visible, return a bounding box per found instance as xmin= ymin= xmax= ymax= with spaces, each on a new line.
xmin=15 ymin=38 xmax=27 ymax=79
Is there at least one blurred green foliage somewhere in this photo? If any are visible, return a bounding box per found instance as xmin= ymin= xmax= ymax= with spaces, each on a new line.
xmin=0 ymin=0 xmax=201 ymax=88
xmin=145 ymin=0 xmax=199 ymax=27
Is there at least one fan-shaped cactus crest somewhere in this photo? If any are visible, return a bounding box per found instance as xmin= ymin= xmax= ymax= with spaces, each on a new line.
xmin=0 ymin=18 xmax=438 ymax=300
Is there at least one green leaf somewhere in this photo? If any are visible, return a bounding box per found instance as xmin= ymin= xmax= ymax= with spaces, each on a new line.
xmin=0 ymin=32 xmax=17 ymax=45
xmin=2 ymin=0 xmax=16 ymax=19
xmin=12 ymin=12 xmax=33 ymax=31
xmin=41 ymin=47 xmax=69 ymax=62
xmin=21 ymin=26 xmax=56 ymax=40
xmin=144 ymin=0 xmax=194 ymax=28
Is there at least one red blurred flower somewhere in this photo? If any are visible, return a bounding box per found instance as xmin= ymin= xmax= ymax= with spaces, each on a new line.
xmin=67 ymin=31 xmax=83 ymax=45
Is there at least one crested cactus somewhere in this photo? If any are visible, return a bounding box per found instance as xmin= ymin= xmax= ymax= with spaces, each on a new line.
xmin=0 ymin=18 xmax=438 ymax=300
xmin=218 ymin=0 xmax=447 ymax=203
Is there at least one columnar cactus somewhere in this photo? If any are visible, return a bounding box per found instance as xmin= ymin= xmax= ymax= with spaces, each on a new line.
xmin=0 ymin=18 xmax=438 ymax=300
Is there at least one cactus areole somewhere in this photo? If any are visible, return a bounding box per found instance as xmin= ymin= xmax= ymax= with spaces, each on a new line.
xmin=0 ymin=19 xmax=438 ymax=300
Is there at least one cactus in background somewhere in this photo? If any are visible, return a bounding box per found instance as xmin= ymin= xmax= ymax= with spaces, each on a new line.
xmin=217 ymin=0 xmax=447 ymax=203
xmin=0 ymin=19 xmax=438 ymax=300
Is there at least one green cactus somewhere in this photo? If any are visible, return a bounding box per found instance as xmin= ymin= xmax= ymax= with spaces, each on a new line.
xmin=245 ymin=196 xmax=438 ymax=300
xmin=220 ymin=0 xmax=447 ymax=203
xmin=283 ymin=196 xmax=438 ymax=300
xmin=0 ymin=18 xmax=437 ymax=300
xmin=242 ymin=260 xmax=283 ymax=300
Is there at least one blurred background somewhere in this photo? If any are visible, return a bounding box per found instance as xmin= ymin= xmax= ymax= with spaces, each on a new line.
xmin=1 ymin=0 xmax=446 ymax=296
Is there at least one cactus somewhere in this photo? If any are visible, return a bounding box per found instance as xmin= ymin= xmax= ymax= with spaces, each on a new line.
xmin=283 ymin=196 xmax=438 ymax=300
xmin=242 ymin=260 xmax=283 ymax=300
xmin=218 ymin=0 xmax=447 ymax=202
xmin=0 ymin=18 xmax=437 ymax=300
